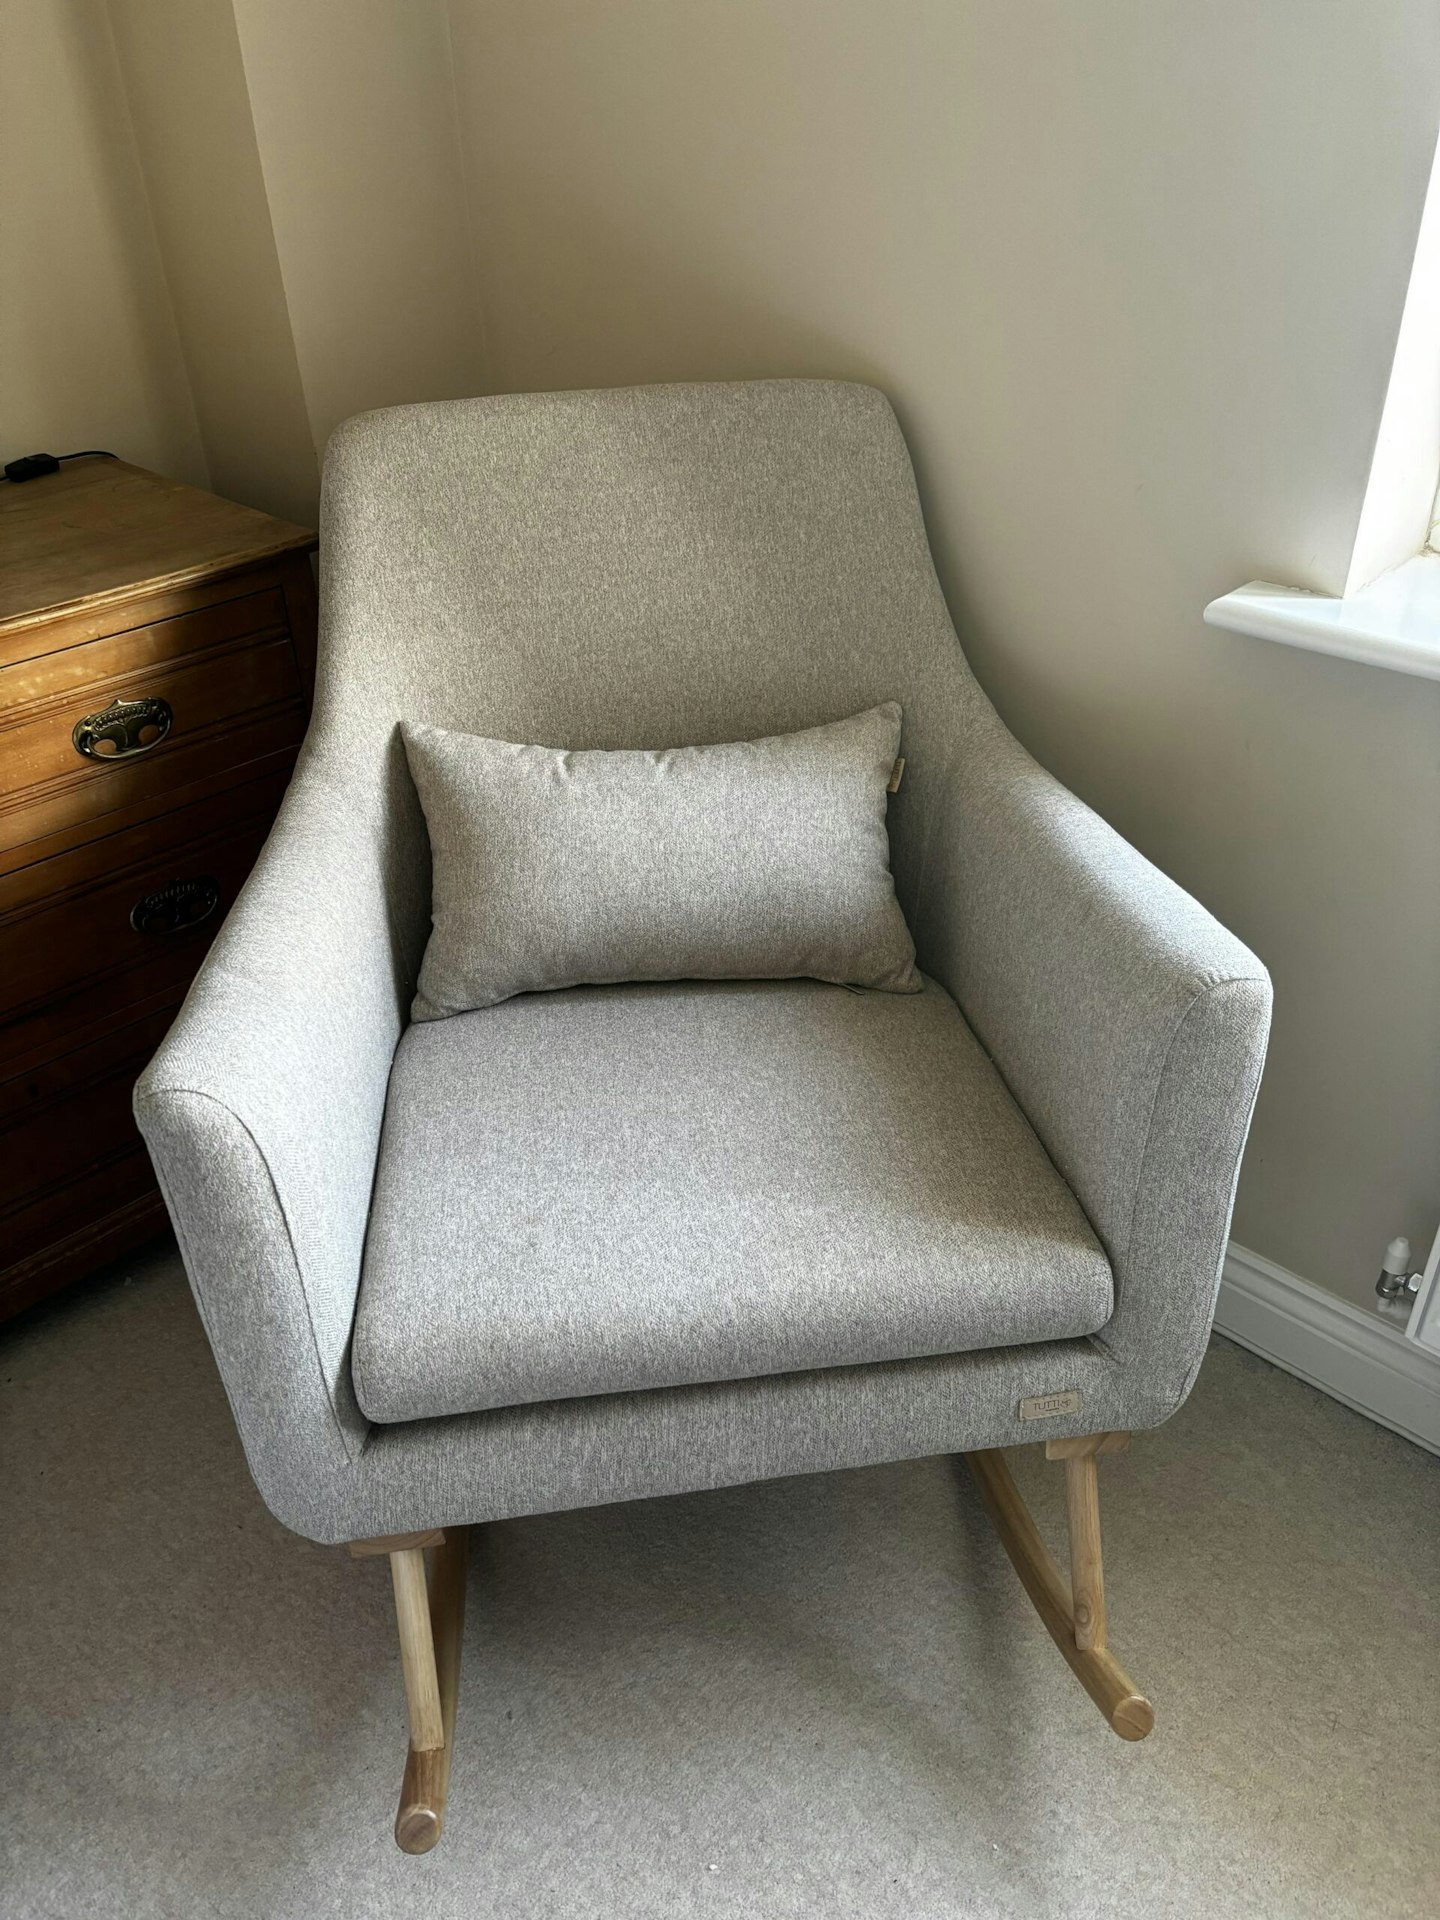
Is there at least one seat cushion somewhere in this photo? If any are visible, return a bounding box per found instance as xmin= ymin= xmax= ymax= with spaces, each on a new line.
xmin=352 ymin=976 xmax=1113 ymax=1424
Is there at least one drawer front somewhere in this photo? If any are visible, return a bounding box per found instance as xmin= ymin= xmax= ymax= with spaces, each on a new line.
xmin=0 ymin=624 xmax=302 ymax=849
xmin=0 ymin=1000 xmax=179 ymax=1217
xmin=0 ymin=1147 xmax=160 ymax=1284
xmin=0 ymin=585 xmax=285 ymax=703
xmin=0 ymin=716 xmax=304 ymax=871
xmin=0 ymin=770 xmax=289 ymax=1027
xmin=3 ymin=631 xmax=299 ymax=793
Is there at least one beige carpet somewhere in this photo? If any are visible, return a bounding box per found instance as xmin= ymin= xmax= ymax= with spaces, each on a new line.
xmin=1 ymin=1241 xmax=1435 ymax=1920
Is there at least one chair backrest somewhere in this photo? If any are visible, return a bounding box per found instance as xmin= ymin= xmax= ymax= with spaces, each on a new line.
xmin=315 ymin=379 xmax=981 ymax=938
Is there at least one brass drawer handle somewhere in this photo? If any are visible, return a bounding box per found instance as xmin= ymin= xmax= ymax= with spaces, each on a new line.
xmin=129 ymin=875 xmax=220 ymax=936
xmin=73 ymin=694 xmax=173 ymax=762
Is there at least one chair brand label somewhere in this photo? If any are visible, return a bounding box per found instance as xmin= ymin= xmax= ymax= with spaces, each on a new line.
xmin=1018 ymin=1389 xmax=1082 ymax=1420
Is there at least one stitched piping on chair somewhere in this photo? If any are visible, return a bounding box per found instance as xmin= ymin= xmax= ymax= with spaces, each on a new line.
xmin=1114 ymin=973 xmax=1262 ymax=1328
xmin=142 ymin=1140 xmax=278 ymax=1476
xmin=138 ymin=1086 xmax=367 ymax=1466
xmin=1081 ymin=1329 xmax=1126 ymax=1365
xmin=1111 ymin=974 xmax=1219 ymax=1286
xmin=1157 ymin=999 xmax=1270 ymax=1420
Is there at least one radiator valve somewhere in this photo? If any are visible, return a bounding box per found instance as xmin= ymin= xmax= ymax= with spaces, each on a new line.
xmin=1375 ymin=1236 xmax=1424 ymax=1305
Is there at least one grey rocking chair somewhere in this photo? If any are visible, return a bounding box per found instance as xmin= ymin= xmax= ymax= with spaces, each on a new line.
xmin=135 ymin=379 xmax=1271 ymax=1852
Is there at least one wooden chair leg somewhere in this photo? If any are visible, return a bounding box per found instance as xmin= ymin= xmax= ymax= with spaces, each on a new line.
xmin=1062 ymin=1452 xmax=1106 ymax=1651
xmin=351 ymin=1525 xmax=472 ymax=1852
xmin=390 ymin=1546 xmax=445 ymax=1752
xmin=963 ymin=1433 xmax=1154 ymax=1741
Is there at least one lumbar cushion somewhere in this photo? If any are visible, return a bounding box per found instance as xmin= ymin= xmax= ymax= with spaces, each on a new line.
xmin=402 ymin=704 xmax=920 ymax=1019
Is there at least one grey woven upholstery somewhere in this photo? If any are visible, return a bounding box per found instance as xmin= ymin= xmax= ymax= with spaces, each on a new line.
xmin=352 ymin=976 xmax=1114 ymax=1424
xmin=135 ymin=380 xmax=1271 ymax=1544
xmin=401 ymin=704 xmax=918 ymax=1018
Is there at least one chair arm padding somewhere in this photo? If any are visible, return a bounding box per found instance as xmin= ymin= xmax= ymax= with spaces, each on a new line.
xmin=916 ymin=706 xmax=1272 ymax=1412
xmin=134 ymin=754 xmax=421 ymax=1527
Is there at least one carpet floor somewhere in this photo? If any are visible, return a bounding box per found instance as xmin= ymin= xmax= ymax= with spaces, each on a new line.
xmin=1 ymin=1241 xmax=1436 ymax=1919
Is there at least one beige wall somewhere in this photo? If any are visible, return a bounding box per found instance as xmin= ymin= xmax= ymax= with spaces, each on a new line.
xmin=9 ymin=0 xmax=486 ymax=528
xmin=448 ymin=1 xmax=1440 ymax=1308
xmin=107 ymin=0 xmax=319 ymax=525
xmin=9 ymin=0 xmax=1439 ymax=1311
xmin=229 ymin=0 xmax=487 ymax=460
xmin=1 ymin=0 xmax=206 ymax=482
xmin=105 ymin=0 xmax=485 ymax=524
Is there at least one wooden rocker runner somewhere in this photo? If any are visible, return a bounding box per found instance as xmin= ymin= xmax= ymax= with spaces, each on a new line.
xmin=353 ymin=1428 xmax=1148 ymax=1858
xmin=965 ymin=1431 xmax=1154 ymax=1741
xmin=350 ymin=1528 xmax=473 ymax=1852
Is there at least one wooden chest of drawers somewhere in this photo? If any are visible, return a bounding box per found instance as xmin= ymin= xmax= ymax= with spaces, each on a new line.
xmin=0 ymin=457 xmax=316 ymax=1319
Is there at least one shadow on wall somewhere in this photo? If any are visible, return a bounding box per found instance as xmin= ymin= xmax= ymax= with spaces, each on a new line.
xmin=6 ymin=0 xmax=205 ymax=479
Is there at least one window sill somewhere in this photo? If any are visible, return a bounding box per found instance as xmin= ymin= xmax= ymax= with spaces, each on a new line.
xmin=1204 ymin=552 xmax=1440 ymax=682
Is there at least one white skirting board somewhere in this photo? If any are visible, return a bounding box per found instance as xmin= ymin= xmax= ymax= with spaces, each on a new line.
xmin=1214 ymin=1243 xmax=1440 ymax=1456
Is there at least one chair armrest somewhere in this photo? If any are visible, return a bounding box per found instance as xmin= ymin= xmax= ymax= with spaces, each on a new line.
xmin=916 ymin=709 xmax=1272 ymax=1414
xmin=134 ymin=755 xmax=422 ymax=1536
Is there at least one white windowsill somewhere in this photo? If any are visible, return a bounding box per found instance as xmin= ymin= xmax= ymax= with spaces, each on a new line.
xmin=1204 ymin=551 xmax=1440 ymax=681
